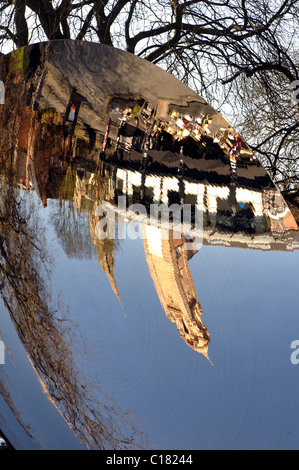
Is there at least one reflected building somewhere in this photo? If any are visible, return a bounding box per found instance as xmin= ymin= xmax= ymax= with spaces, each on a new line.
xmin=70 ymin=167 xmax=211 ymax=358
xmin=68 ymin=155 xmax=299 ymax=360
xmin=0 ymin=40 xmax=298 ymax=449
xmin=143 ymin=226 xmax=211 ymax=360
xmin=89 ymin=211 xmax=122 ymax=306
xmin=99 ymin=159 xmax=299 ymax=251
xmin=73 ymin=168 xmax=122 ymax=304
xmin=0 ymin=39 xmax=297 ymax=364
xmin=73 ymin=168 xmax=211 ymax=359
xmin=0 ymin=40 xmax=297 ymax=251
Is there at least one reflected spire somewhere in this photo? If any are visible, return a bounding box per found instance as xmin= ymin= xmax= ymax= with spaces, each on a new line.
xmin=142 ymin=225 xmax=211 ymax=361
xmin=72 ymin=167 xmax=123 ymax=305
xmin=90 ymin=216 xmax=122 ymax=306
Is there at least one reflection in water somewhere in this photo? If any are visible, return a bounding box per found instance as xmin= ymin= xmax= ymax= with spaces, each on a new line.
xmin=0 ymin=40 xmax=298 ymax=449
xmin=0 ymin=171 xmax=147 ymax=450
xmin=0 ymin=45 xmax=150 ymax=450
xmin=142 ymin=227 xmax=211 ymax=361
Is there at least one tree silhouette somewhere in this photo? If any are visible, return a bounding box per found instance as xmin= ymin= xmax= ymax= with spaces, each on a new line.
xmin=0 ymin=169 xmax=147 ymax=449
